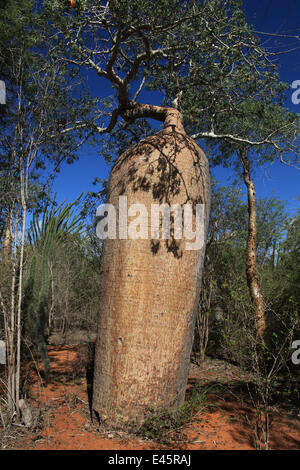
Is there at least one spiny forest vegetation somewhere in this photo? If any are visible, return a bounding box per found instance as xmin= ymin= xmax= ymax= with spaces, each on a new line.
xmin=0 ymin=0 xmax=299 ymax=451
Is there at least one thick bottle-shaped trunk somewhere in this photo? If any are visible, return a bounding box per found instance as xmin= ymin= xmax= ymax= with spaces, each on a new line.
xmin=92 ymin=110 xmax=210 ymax=424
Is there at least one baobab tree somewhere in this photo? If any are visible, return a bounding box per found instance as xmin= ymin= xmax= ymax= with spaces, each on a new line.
xmin=44 ymin=0 xmax=299 ymax=424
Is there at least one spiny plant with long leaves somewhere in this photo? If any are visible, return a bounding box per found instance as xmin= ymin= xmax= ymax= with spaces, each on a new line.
xmin=23 ymin=193 xmax=85 ymax=381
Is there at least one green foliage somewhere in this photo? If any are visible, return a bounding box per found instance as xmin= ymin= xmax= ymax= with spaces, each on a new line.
xmin=28 ymin=193 xmax=84 ymax=247
xmin=277 ymin=211 xmax=300 ymax=305
xmin=23 ymin=194 xmax=85 ymax=380
xmin=48 ymin=232 xmax=101 ymax=333
xmin=195 ymin=185 xmax=299 ymax=450
xmin=0 ymin=0 xmax=101 ymax=269
xmin=42 ymin=0 xmax=299 ymax=168
xmin=198 ymin=181 xmax=296 ymax=369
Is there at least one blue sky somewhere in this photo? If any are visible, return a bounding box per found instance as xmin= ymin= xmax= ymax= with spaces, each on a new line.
xmin=52 ymin=0 xmax=300 ymax=217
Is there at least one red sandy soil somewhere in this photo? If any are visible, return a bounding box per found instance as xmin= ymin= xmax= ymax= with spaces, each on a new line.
xmin=2 ymin=344 xmax=300 ymax=450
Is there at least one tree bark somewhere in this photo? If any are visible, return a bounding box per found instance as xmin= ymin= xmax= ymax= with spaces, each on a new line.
xmin=92 ymin=109 xmax=210 ymax=424
xmin=240 ymin=150 xmax=266 ymax=344
xmin=3 ymin=209 xmax=12 ymax=264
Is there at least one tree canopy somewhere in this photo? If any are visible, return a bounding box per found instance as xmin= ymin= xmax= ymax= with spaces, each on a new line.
xmin=38 ymin=0 xmax=299 ymax=170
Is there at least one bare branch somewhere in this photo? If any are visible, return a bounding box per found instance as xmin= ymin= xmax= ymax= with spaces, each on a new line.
xmin=192 ymin=121 xmax=298 ymax=153
xmin=133 ymin=76 xmax=146 ymax=102
xmin=280 ymin=155 xmax=300 ymax=170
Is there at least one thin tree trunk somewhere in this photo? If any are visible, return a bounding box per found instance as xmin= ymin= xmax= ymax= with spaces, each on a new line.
xmin=240 ymin=149 xmax=266 ymax=344
xmin=197 ymin=307 xmax=209 ymax=363
xmin=15 ymin=153 xmax=29 ymax=413
xmin=197 ymin=274 xmax=213 ymax=363
xmin=3 ymin=209 xmax=13 ymax=264
xmin=272 ymin=240 xmax=276 ymax=270
xmin=15 ymin=202 xmax=26 ymax=412
xmin=48 ymin=261 xmax=55 ymax=336
xmin=0 ymin=290 xmax=14 ymax=413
